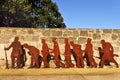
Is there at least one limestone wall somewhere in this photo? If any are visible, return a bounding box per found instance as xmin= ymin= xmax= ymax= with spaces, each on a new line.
xmin=0 ymin=27 xmax=120 ymax=68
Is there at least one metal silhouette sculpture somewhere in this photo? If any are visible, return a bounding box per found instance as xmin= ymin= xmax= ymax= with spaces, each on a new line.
xmin=52 ymin=37 xmax=65 ymax=68
xmin=100 ymin=39 xmax=119 ymax=68
xmin=23 ymin=43 xmax=40 ymax=68
xmin=41 ymin=39 xmax=50 ymax=68
xmin=64 ymin=38 xmax=74 ymax=68
xmin=70 ymin=41 xmax=84 ymax=68
xmin=4 ymin=37 xmax=22 ymax=69
xmin=4 ymin=46 xmax=9 ymax=69
xmin=84 ymin=38 xmax=97 ymax=68
xmin=98 ymin=47 xmax=110 ymax=66
xmin=20 ymin=45 xmax=27 ymax=68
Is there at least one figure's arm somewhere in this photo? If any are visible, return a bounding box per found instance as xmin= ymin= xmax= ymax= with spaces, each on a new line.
xmin=19 ymin=43 xmax=22 ymax=55
xmin=109 ymin=43 xmax=114 ymax=53
xmin=5 ymin=43 xmax=13 ymax=50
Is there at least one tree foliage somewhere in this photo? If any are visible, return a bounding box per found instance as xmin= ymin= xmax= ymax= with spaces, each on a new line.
xmin=0 ymin=0 xmax=66 ymax=28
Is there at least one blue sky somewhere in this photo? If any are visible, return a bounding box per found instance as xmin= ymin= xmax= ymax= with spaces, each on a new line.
xmin=52 ymin=0 xmax=120 ymax=29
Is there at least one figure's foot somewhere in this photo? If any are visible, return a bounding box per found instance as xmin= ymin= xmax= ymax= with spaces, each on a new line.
xmin=70 ymin=63 xmax=74 ymax=68
xmin=44 ymin=66 xmax=49 ymax=68
xmin=116 ymin=65 xmax=119 ymax=68
xmin=28 ymin=66 xmax=33 ymax=69
xmin=94 ymin=65 xmax=97 ymax=68
xmin=99 ymin=66 xmax=103 ymax=68
xmin=60 ymin=64 xmax=65 ymax=68
xmin=11 ymin=67 xmax=15 ymax=69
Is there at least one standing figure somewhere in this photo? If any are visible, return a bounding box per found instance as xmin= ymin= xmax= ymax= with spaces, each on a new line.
xmin=23 ymin=43 xmax=40 ymax=68
xmin=4 ymin=37 xmax=22 ymax=68
xmin=98 ymin=47 xmax=110 ymax=66
xmin=20 ymin=45 xmax=27 ymax=68
xmin=41 ymin=39 xmax=50 ymax=68
xmin=64 ymin=38 xmax=74 ymax=68
xmin=100 ymin=39 xmax=119 ymax=68
xmin=84 ymin=38 xmax=97 ymax=68
xmin=70 ymin=41 xmax=84 ymax=68
xmin=52 ymin=37 xmax=65 ymax=68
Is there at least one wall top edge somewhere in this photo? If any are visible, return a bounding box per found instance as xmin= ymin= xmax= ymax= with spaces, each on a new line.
xmin=0 ymin=27 xmax=120 ymax=30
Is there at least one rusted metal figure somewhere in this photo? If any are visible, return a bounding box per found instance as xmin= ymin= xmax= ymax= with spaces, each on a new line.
xmin=41 ymin=39 xmax=50 ymax=68
xmin=20 ymin=45 xmax=27 ymax=68
xmin=100 ymin=39 xmax=119 ymax=68
xmin=23 ymin=43 xmax=40 ymax=68
xmin=98 ymin=47 xmax=110 ymax=66
xmin=84 ymin=38 xmax=97 ymax=68
xmin=52 ymin=37 xmax=65 ymax=68
xmin=4 ymin=37 xmax=22 ymax=68
xmin=70 ymin=41 xmax=84 ymax=68
xmin=64 ymin=38 xmax=74 ymax=68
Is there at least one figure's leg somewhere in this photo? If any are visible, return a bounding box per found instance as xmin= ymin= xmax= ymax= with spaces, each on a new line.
xmin=30 ymin=57 xmax=33 ymax=68
xmin=70 ymin=59 xmax=74 ymax=68
xmin=59 ymin=60 xmax=65 ymax=68
xmin=85 ymin=54 xmax=90 ymax=66
xmin=11 ymin=56 xmax=15 ymax=68
xmin=35 ymin=57 xmax=39 ymax=68
xmin=99 ymin=56 xmax=106 ymax=68
xmin=80 ymin=57 xmax=84 ymax=68
xmin=99 ymin=60 xmax=101 ymax=67
xmin=38 ymin=55 xmax=42 ymax=67
xmin=111 ymin=58 xmax=119 ymax=68
xmin=43 ymin=55 xmax=49 ymax=68
xmin=65 ymin=56 xmax=69 ymax=68
xmin=88 ymin=56 xmax=93 ymax=67
xmin=76 ymin=57 xmax=80 ymax=68
xmin=17 ymin=56 xmax=20 ymax=68
xmin=54 ymin=55 xmax=60 ymax=68
xmin=92 ymin=58 xmax=97 ymax=68
xmin=58 ymin=54 xmax=65 ymax=68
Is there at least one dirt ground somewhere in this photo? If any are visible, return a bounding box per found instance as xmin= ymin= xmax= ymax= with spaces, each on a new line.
xmin=0 ymin=67 xmax=119 ymax=76
xmin=0 ymin=68 xmax=120 ymax=80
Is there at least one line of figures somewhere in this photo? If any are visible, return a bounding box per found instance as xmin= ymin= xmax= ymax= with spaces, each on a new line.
xmin=4 ymin=37 xmax=119 ymax=69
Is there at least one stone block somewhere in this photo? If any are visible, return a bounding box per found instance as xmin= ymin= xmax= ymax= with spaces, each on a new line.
xmin=52 ymin=30 xmax=62 ymax=37
xmin=73 ymin=30 xmax=79 ymax=37
xmin=112 ymin=34 xmax=118 ymax=41
xmin=42 ymin=29 xmax=50 ymax=36
xmin=93 ymin=34 xmax=101 ymax=40
xmin=80 ymin=31 xmax=88 ymax=36
xmin=63 ymin=30 xmax=73 ymax=37
xmin=78 ymin=37 xmax=87 ymax=44
xmin=28 ymin=29 xmax=34 ymax=34
xmin=103 ymin=29 xmax=112 ymax=33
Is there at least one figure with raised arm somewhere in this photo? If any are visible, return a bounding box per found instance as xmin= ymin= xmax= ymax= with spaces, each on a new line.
xmin=100 ymin=39 xmax=119 ymax=68
xmin=97 ymin=47 xmax=110 ymax=66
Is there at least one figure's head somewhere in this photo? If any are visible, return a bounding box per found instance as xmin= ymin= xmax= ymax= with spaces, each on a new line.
xmin=23 ymin=43 xmax=29 ymax=48
xmin=14 ymin=37 xmax=19 ymax=41
xmin=52 ymin=37 xmax=56 ymax=42
xmin=87 ymin=38 xmax=91 ymax=43
xmin=98 ymin=47 xmax=102 ymax=50
xmin=70 ymin=41 xmax=74 ymax=46
xmin=64 ymin=38 xmax=68 ymax=43
xmin=101 ymin=39 xmax=105 ymax=44
xmin=41 ymin=39 xmax=46 ymax=43
xmin=77 ymin=44 xmax=81 ymax=49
